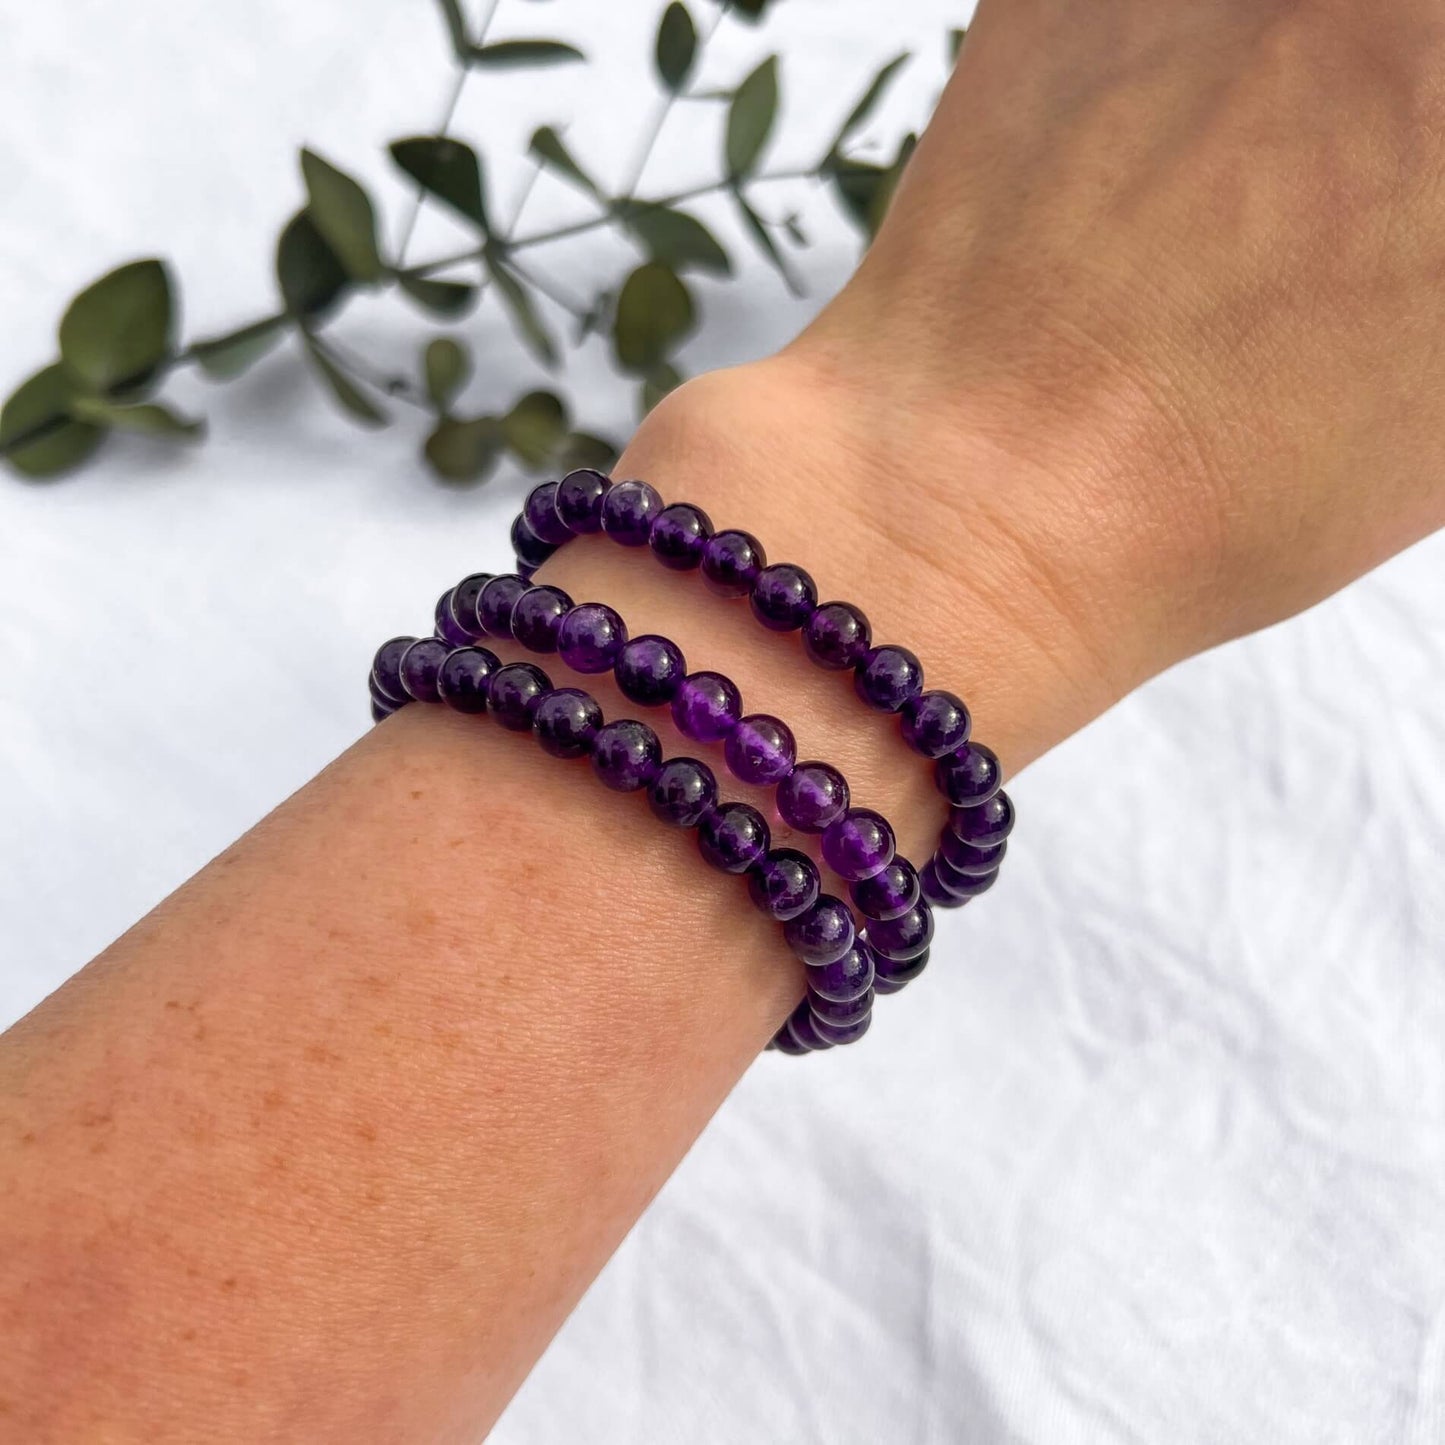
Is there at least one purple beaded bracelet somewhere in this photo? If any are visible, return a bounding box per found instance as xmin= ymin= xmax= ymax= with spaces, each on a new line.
xmin=509 ymin=470 xmax=1016 ymax=914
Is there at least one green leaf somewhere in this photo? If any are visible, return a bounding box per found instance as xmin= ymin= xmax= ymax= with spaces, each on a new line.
xmin=424 ymin=337 xmax=471 ymax=410
xmin=826 ymin=53 xmax=908 ymax=157
xmin=389 ymin=136 xmax=490 ymax=231
xmin=71 ymin=397 xmax=204 ymax=438
xmin=486 ymin=254 xmax=558 ymax=367
xmin=424 ymin=415 xmax=503 ymax=483
xmin=555 ymin=431 xmax=619 ymax=473
xmin=729 ymin=187 xmax=800 ymax=295
xmin=0 ymin=364 xmax=105 ymax=479
xmin=656 ymin=3 xmax=698 ymax=92
xmin=468 ymin=40 xmax=584 ymax=68
xmin=949 ymin=27 xmax=967 ymax=64
xmin=503 ymin=389 xmax=569 ymax=467
xmin=612 ymin=262 xmax=695 ymax=373
xmin=725 ymin=56 xmax=779 ymax=178
xmin=641 ymin=361 xmax=683 ymax=414
xmin=398 ymin=274 xmax=477 ymax=317
xmin=58 ymin=259 xmax=175 ymax=396
xmin=303 ymin=339 xmax=389 ymax=426
xmin=729 ymin=0 xmax=774 ymax=22
xmin=434 ymin=0 xmax=468 ymax=58
xmin=276 ymin=210 xmax=352 ymax=321
xmin=528 ymin=126 xmax=601 ymax=199
xmin=300 ymin=149 xmax=384 ymax=283
xmin=191 ymin=316 xmax=286 ymax=380
xmin=574 ymin=290 xmax=615 ymax=344
xmin=616 ymin=203 xmax=731 ymax=276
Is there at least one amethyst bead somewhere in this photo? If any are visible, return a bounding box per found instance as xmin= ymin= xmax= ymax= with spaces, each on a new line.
xmin=370 ymin=698 xmax=392 ymax=725
xmin=648 ymin=757 xmax=718 ymax=827
xmin=523 ymin=480 xmax=574 ymax=545
xmin=920 ymin=861 xmax=965 ymax=910
xmin=371 ymin=636 xmax=416 ymax=706
xmin=488 ymin=662 xmax=551 ymax=730
xmin=437 ymin=645 xmax=499 ymax=714
xmin=557 ymin=603 xmax=628 ymax=673
xmin=600 ymin=479 xmax=662 ymax=546
xmin=511 ymin=513 xmax=557 ymax=571
xmin=724 ymin=714 xmax=797 ymax=787
xmin=649 ymin=502 xmax=713 ymax=570
xmin=937 ymin=742 xmax=1002 ymax=807
xmin=937 ymin=833 xmax=1007 ymax=876
xmin=399 ymin=637 xmax=449 ymax=702
xmin=806 ymin=941 xmax=875 ymax=1004
xmin=369 ymin=674 xmax=401 ymax=717
xmin=873 ymin=948 xmax=930 ymax=991
xmin=776 ymin=761 xmax=850 ymax=832
xmin=511 ymin=584 xmax=574 ymax=653
xmin=591 ymin=719 xmax=663 ymax=791
xmin=783 ymin=894 xmax=855 ymax=966
xmin=813 ymin=1011 xmax=872 ymax=1046
xmin=615 ymin=635 xmax=687 ymax=707
xmin=533 ymin=687 xmax=603 ymax=759
xmin=935 ymin=859 xmax=1000 ymax=899
xmin=804 ymin=602 xmax=871 ymax=671
xmin=786 ymin=1003 xmax=833 ymax=1051
xmin=772 ymin=1027 xmax=809 ymax=1056
xmin=850 ymin=859 xmax=920 ymax=921
xmin=555 ymin=468 xmax=610 ymax=534
xmin=747 ymin=848 xmax=821 ymax=922
xmin=435 ymin=591 xmax=473 ymax=649
xmin=698 ymin=803 xmax=771 ymax=874
xmin=700 ymin=529 xmax=766 ymax=598
xmin=809 ymin=987 xmax=873 ymax=1028
xmin=948 ymin=790 xmax=1015 ymax=847
xmin=448 ymin=573 xmax=492 ymax=642
xmin=903 ymin=690 xmax=972 ymax=759
xmin=821 ymin=808 xmax=896 ymax=883
xmin=671 ymin=671 xmax=743 ymax=743
xmin=867 ymin=903 xmax=934 ymax=962
xmin=750 ymin=562 xmax=817 ymax=632
xmin=477 ymin=574 xmax=528 ymax=640
xmin=855 ymin=645 xmax=924 ymax=712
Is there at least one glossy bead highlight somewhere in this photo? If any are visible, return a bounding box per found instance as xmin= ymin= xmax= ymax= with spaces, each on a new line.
xmin=804 ymin=601 xmax=871 ymax=670
xmin=590 ymin=719 xmax=662 ymax=790
xmin=437 ymin=645 xmax=499 ymax=714
xmin=671 ymin=671 xmax=743 ymax=742
xmin=648 ymin=758 xmax=718 ymax=827
xmin=854 ymin=645 xmax=924 ymax=712
xmin=750 ymin=562 xmax=817 ymax=631
xmin=902 ymin=689 xmax=972 ymax=758
xmin=399 ymin=637 xmax=449 ymax=702
xmin=615 ymin=635 xmax=687 ymax=707
xmin=557 ymin=603 xmax=628 ymax=673
xmin=700 ymin=529 xmax=766 ymax=597
xmin=724 ymin=714 xmax=797 ymax=786
xmin=822 ymin=808 xmax=896 ymax=882
xmin=523 ymin=480 xmax=573 ymax=545
xmin=747 ymin=848 xmax=821 ymax=922
xmin=510 ymin=585 xmax=574 ymax=653
xmin=776 ymin=761 xmax=850 ymax=832
xmin=783 ymin=894 xmax=856 ymax=966
xmin=649 ymin=502 xmax=713 ymax=570
xmin=555 ymin=469 xmax=610 ymax=534
xmin=533 ymin=687 xmax=603 ymax=759
xmin=698 ymin=803 xmax=771 ymax=874
xmin=477 ymin=574 xmax=528 ymax=640
xmin=487 ymin=662 xmax=551 ymax=730
xmin=600 ymin=479 xmax=663 ymax=546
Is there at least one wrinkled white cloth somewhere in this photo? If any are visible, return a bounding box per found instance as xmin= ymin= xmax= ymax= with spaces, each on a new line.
xmin=3 ymin=3 xmax=1444 ymax=1441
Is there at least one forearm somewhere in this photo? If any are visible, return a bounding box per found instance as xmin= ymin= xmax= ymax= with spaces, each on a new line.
xmin=0 ymin=359 xmax=1149 ymax=1442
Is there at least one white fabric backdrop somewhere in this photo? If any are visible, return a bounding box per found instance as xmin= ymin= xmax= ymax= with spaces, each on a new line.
xmin=3 ymin=3 xmax=1445 ymax=1441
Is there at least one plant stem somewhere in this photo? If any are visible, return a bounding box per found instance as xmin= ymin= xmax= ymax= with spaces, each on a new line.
xmin=313 ymin=335 xmax=432 ymax=411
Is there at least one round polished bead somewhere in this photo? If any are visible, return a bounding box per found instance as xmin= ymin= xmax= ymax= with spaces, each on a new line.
xmin=936 ymin=832 xmax=1007 ymax=876
xmin=511 ymin=513 xmax=557 ymax=571
xmin=771 ymin=1027 xmax=807 ymax=1056
xmin=822 ymin=808 xmax=896 ymax=883
xmin=920 ymin=860 xmax=966 ymax=910
xmin=369 ymin=675 xmax=402 ymax=717
xmin=813 ymin=1011 xmax=872 ymax=1046
xmin=555 ymin=468 xmax=610 ymax=534
xmin=850 ymin=859 xmax=920 ymax=921
xmin=600 ymin=479 xmax=663 ymax=546
xmin=487 ymin=662 xmax=551 ymax=730
xmin=591 ymin=719 xmax=663 ymax=791
xmin=809 ymin=987 xmax=873 ymax=1028
xmin=783 ymin=894 xmax=855 ymax=966
xmin=935 ymin=859 xmax=1000 ymax=899
xmin=867 ymin=903 xmax=934 ymax=962
xmin=399 ymin=637 xmax=449 ymax=702
xmin=698 ymin=803 xmax=771 ymax=874
xmin=724 ymin=714 xmax=797 ymax=787
xmin=615 ymin=635 xmax=687 ymax=707
xmin=700 ymin=529 xmax=766 ymax=598
xmin=437 ymin=645 xmax=499 ymax=714
xmin=786 ymin=1002 xmax=833 ymax=1051
xmin=750 ymin=562 xmax=818 ymax=632
xmin=873 ymin=947 xmax=930 ymax=991
xmin=855 ymin=645 xmax=924 ymax=712
xmin=371 ymin=636 xmax=416 ymax=706
xmin=533 ymin=687 xmax=603 ymax=759
xmin=648 ymin=757 xmax=718 ymax=827
xmin=803 ymin=601 xmax=872 ymax=670
xmin=936 ymin=741 xmax=1002 ymax=807
xmin=523 ymin=479 xmax=574 ymax=545
xmin=806 ymin=941 xmax=875 ymax=1004
xmin=435 ymin=591 xmax=472 ymax=649
xmin=747 ymin=848 xmax=821 ymax=922
xmin=557 ymin=603 xmax=628 ymax=673
xmin=370 ymin=698 xmax=392 ymax=725
xmin=671 ymin=671 xmax=743 ymax=743
xmin=776 ymin=762 xmax=850 ymax=832
xmin=477 ymin=574 xmax=529 ymax=640
xmin=902 ymin=689 xmax=972 ymax=759
xmin=649 ymin=502 xmax=713 ymax=570
xmin=948 ymin=790 xmax=1015 ymax=847
xmin=448 ymin=572 xmax=492 ymax=642
xmin=510 ymin=585 xmax=574 ymax=654
xmin=517 ymin=563 xmax=539 ymax=585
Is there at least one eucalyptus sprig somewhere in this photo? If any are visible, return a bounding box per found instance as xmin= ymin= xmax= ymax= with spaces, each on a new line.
xmin=0 ymin=0 xmax=946 ymax=487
